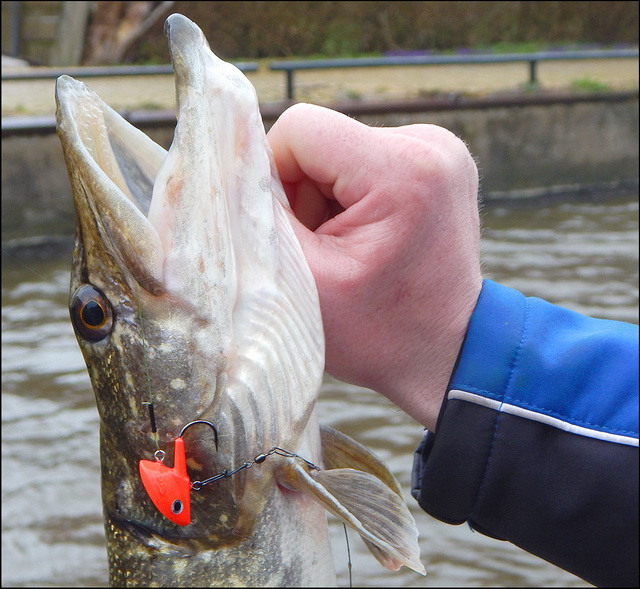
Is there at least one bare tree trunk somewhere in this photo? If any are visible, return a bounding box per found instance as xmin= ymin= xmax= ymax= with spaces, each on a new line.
xmin=50 ymin=1 xmax=92 ymax=66
xmin=83 ymin=1 xmax=175 ymax=65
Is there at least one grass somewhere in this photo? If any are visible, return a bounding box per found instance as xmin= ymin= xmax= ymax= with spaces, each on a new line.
xmin=343 ymin=88 xmax=363 ymax=100
xmin=136 ymin=101 xmax=165 ymax=110
xmin=519 ymin=81 xmax=540 ymax=92
xmin=570 ymin=77 xmax=611 ymax=92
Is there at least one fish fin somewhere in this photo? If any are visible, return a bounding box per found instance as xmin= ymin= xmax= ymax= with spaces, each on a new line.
xmin=285 ymin=463 xmax=426 ymax=575
xmin=320 ymin=423 xmax=403 ymax=496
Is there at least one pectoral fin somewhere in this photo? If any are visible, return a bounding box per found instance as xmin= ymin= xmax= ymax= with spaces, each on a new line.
xmin=282 ymin=445 xmax=426 ymax=575
xmin=320 ymin=423 xmax=403 ymax=496
xmin=286 ymin=464 xmax=425 ymax=574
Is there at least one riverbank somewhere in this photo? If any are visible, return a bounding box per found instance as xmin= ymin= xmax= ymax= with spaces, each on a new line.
xmin=2 ymin=57 xmax=638 ymax=250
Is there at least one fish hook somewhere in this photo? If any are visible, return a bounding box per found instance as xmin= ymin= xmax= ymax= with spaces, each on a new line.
xmin=179 ymin=420 xmax=219 ymax=452
xmin=138 ymin=419 xmax=219 ymax=526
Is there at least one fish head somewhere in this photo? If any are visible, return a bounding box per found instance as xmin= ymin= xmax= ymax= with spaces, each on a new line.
xmin=57 ymin=13 xmax=324 ymax=544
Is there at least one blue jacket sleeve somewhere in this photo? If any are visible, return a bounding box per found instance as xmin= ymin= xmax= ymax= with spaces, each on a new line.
xmin=411 ymin=279 xmax=639 ymax=587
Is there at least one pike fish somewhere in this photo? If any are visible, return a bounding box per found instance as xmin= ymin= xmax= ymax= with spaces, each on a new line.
xmin=56 ymin=13 xmax=425 ymax=587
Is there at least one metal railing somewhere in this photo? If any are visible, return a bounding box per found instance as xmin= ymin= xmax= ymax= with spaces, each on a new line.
xmin=269 ymin=49 xmax=639 ymax=100
xmin=2 ymin=49 xmax=637 ymax=100
xmin=1 ymin=62 xmax=258 ymax=80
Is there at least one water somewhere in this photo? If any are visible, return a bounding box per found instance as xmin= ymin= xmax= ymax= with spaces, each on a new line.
xmin=2 ymin=194 xmax=638 ymax=587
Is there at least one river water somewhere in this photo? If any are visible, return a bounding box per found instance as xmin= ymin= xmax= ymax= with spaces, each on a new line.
xmin=2 ymin=193 xmax=638 ymax=587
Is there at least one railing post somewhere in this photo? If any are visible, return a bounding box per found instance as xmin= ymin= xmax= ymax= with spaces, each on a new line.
xmin=9 ymin=0 xmax=21 ymax=57
xmin=286 ymin=70 xmax=295 ymax=100
xmin=529 ymin=59 xmax=538 ymax=87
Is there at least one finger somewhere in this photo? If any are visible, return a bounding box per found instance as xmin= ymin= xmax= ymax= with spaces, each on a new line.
xmin=388 ymin=122 xmax=454 ymax=143
xmin=267 ymin=103 xmax=375 ymax=209
xmin=389 ymin=123 xmax=479 ymax=186
xmin=290 ymin=177 xmax=332 ymax=230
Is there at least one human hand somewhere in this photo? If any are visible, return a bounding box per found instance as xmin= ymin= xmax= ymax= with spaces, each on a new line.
xmin=267 ymin=104 xmax=483 ymax=431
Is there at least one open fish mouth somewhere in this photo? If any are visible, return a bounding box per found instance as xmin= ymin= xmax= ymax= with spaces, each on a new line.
xmin=55 ymin=73 xmax=166 ymax=294
xmin=55 ymin=14 xmax=292 ymax=303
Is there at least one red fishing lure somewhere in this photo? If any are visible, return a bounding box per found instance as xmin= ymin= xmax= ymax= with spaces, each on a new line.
xmin=138 ymin=420 xmax=218 ymax=526
xmin=139 ymin=436 xmax=191 ymax=525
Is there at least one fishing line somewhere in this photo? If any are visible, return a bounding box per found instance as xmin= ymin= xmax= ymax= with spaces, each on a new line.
xmin=190 ymin=446 xmax=320 ymax=490
xmin=343 ymin=523 xmax=353 ymax=588
xmin=136 ymin=283 xmax=160 ymax=451
xmin=2 ymin=247 xmax=55 ymax=282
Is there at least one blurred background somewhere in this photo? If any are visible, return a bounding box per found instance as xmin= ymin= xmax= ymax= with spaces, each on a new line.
xmin=2 ymin=2 xmax=638 ymax=587
xmin=1 ymin=1 xmax=638 ymax=66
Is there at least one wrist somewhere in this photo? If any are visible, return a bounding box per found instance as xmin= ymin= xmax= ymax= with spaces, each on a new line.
xmin=373 ymin=274 xmax=482 ymax=431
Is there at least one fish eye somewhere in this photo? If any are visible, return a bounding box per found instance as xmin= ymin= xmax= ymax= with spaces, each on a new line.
xmin=70 ymin=284 xmax=114 ymax=342
xmin=171 ymin=499 xmax=183 ymax=514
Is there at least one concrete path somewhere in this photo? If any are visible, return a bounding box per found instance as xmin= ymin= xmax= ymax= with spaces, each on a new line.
xmin=2 ymin=57 xmax=638 ymax=117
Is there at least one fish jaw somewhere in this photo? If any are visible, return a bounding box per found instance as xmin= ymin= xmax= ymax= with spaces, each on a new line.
xmin=55 ymin=74 xmax=167 ymax=297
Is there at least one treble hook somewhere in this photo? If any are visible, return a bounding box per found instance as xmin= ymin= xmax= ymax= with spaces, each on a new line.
xmin=179 ymin=420 xmax=219 ymax=452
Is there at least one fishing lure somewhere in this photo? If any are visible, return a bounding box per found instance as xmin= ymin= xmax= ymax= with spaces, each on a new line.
xmin=138 ymin=419 xmax=218 ymax=526
xmin=138 ymin=409 xmax=320 ymax=526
